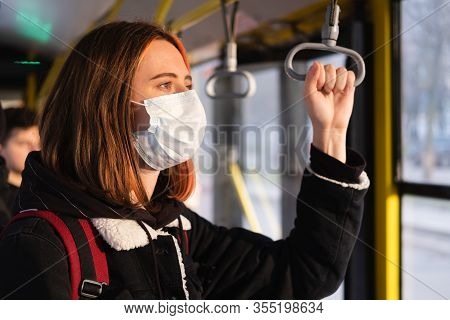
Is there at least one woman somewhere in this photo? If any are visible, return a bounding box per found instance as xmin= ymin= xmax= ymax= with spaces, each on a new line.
xmin=0 ymin=22 xmax=369 ymax=299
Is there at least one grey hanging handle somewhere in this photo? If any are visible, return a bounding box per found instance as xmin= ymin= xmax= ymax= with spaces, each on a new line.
xmin=284 ymin=1 xmax=366 ymax=86
xmin=205 ymin=1 xmax=257 ymax=99
xmin=206 ymin=42 xmax=256 ymax=99
xmin=205 ymin=69 xmax=257 ymax=99
xmin=284 ymin=43 xmax=366 ymax=86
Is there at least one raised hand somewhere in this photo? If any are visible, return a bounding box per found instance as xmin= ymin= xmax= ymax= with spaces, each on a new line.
xmin=304 ymin=61 xmax=356 ymax=163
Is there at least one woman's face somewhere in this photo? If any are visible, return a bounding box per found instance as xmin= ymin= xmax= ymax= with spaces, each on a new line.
xmin=131 ymin=39 xmax=192 ymax=102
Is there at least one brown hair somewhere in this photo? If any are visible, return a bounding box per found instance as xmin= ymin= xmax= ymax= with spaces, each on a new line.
xmin=39 ymin=22 xmax=195 ymax=210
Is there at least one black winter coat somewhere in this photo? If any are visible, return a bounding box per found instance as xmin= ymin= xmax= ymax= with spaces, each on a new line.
xmin=0 ymin=148 xmax=369 ymax=299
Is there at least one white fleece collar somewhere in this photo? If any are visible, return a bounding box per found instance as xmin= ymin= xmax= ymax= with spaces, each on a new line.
xmin=91 ymin=215 xmax=191 ymax=251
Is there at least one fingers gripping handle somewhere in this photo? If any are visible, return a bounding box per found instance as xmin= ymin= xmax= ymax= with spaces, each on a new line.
xmin=284 ymin=42 xmax=366 ymax=86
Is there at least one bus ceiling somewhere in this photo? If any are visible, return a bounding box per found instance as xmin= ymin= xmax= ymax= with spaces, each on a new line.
xmin=0 ymin=0 xmax=363 ymax=63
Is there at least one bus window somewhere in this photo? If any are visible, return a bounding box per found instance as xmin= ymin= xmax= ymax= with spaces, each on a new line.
xmin=399 ymin=0 xmax=450 ymax=299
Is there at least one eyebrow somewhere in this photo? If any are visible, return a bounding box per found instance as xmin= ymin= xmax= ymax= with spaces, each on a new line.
xmin=150 ymin=72 xmax=192 ymax=81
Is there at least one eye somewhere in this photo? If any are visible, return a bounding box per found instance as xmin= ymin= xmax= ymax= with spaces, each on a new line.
xmin=158 ymin=82 xmax=172 ymax=90
xmin=186 ymin=84 xmax=193 ymax=90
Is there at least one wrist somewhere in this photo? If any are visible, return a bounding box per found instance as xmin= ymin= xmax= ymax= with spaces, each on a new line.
xmin=312 ymin=128 xmax=347 ymax=163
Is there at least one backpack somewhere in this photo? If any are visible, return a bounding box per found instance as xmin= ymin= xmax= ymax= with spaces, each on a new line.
xmin=6 ymin=210 xmax=109 ymax=299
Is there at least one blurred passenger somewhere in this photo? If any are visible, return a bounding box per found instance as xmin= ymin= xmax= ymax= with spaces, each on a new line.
xmin=0 ymin=22 xmax=369 ymax=299
xmin=0 ymin=107 xmax=40 ymax=211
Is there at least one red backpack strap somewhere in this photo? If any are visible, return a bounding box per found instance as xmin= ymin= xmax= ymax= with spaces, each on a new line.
xmin=78 ymin=219 xmax=109 ymax=284
xmin=9 ymin=210 xmax=109 ymax=299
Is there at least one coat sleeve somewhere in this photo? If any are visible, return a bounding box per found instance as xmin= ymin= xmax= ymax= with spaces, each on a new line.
xmin=0 ymin=218 xmax=71 ymax=299
xmin=185 ymin=162 xmax=368 ymax=300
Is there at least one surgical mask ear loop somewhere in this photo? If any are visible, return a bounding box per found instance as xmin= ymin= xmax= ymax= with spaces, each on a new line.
xmin=131 ymin=100 xmax=160 ymax=134
xmin=131 ymin=99 xmax=148 ymax=107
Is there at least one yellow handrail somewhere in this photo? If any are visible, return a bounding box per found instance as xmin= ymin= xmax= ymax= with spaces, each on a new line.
xmin=229 ymin=162 xmax=262 ymax=233
xmin=153 ymin=0 xmax=174 ymax=25
xmin=249 ymin=173 xmax=280 ymax=236
xmin=169 ymin=0 xmax=238 ymax=34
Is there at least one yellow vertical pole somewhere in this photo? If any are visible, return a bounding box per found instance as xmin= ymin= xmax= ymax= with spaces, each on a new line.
xmin=26 ymin=73 xmax=37 ymax=111
xmin=26 ymin=52 xmax=37 ymax=111
xmin=371 ymin=0 xmax=400 ymax=300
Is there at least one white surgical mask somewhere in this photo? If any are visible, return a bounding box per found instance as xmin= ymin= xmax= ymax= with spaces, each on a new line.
xmin=131 ymin=90 xmax=207 ymax=171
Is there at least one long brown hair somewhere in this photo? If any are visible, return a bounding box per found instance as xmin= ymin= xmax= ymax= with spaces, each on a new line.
xmin=39 ymin=22 xmax=196 ymax=209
